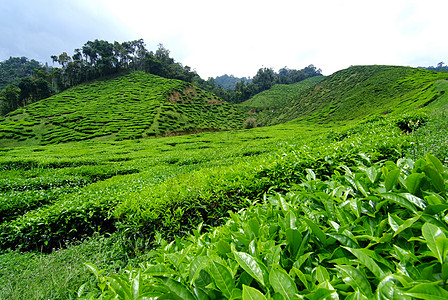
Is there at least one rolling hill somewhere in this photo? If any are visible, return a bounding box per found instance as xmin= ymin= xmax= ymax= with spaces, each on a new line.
xmin=0 ymin=71 xmax=248 ymax=147
xmin=2 ymin=64 xmax=448 ymax=299
xmin=241 ymin=65 xmax=448 ymax=126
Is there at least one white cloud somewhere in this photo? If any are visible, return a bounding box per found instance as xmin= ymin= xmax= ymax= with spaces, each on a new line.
xmin=2 ymin=0 xmax=447 ymax=77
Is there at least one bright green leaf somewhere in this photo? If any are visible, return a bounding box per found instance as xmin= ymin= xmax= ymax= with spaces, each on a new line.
xmin=269 ymin=268 xmax=298 ymax=300
xmin=385 ymin=169 xmax=400 ymax=192
xmin=343 ymin=247 xmax=386 ymax=279
xmin=209 ymin=261 xmax=235 ymax=298
xmin=405 ymin=173 xmax=425 ymax=195
xmin=423 ymin=165 xmax=446 ymax=194
xmin=233 ymin=250 xmax=266 ymax=286
xmin=242 ymin=285 xmax=267 ymax=300
xmin=162 ymin=278 xmax=196 ymax=300
xmin=403 ymin=282 xmax=448 ymax=300
xmin=422 ymin=222 xmax=447 ymax=263
xmin=286 ymin=228 xmax=302 ymax=257
xmin=335 ymin=265 xmax=373 ymax=297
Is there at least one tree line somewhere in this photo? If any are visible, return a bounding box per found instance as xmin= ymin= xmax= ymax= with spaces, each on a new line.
xmin=197 ymin=65 xmax=322 ymax=104
xmin=0 ymin=39 xmax=196 ymax=115
xmin=0 ymin=38 xmax=322 ymax=114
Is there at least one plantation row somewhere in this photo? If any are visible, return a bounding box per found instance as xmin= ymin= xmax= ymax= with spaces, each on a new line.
xmin=0 ymin=112 xmax=421 ymax=253
xmin=82 ymin=153 xmax=448 ymax=299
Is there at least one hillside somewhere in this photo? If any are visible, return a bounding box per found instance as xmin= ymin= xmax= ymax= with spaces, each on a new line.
xmin=242 ymin=65 xmax=448 ymax=126
xmin=287 ymin=65 xmax=448 ymax=123
xmin=2 ymin=64 xmax=448 ymax=299
xmin=0 ymin=71 xmax=247 ymax=147
xmin=239 ymin=76 xmax=325 ymax=125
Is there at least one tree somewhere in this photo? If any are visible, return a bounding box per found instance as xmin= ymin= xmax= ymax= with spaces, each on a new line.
xmin=1 ymin=84 xmax=20 ymax=113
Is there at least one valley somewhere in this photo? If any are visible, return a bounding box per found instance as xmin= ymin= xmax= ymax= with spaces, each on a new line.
xmin=1 ymin=64 xmax=448 ymax=299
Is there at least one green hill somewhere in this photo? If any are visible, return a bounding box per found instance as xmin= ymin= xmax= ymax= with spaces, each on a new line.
xmin=242 ymin=65 xmax=448 ymax=126
xmin=239 ymin=76 xmax=325 ymax=125
xmin=0 ymin=71 xmax=247 ymax=147
xmin=286 ymin=65 xmax=448 ymax=123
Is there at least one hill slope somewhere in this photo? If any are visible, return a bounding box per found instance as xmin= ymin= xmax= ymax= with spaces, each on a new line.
xmin=0 ymin=72 xmax=247 ymax=146
xmin=286 ymin=65 xmax=448 ymax=123
xmin=241 ymin=65 xmax=448 ymax=126
xmin=239 ymin=76 xmax=325 ymax=125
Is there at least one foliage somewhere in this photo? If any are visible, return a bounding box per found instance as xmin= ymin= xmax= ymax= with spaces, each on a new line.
xmin=0 ymin=57 xmax=41 ymax=90
xmin=214 ymin=74 xmax=252 ymax=90
xmin=81 ymin=153 xmax=448 ymax=299
xmin=227 ymin=66 xmax=322 ymax=104
xmin=1 ymin=65 xmax=448 ymax=298
xmin=279 ymin=65 xmax=448 ymax=124
xmin=0 ymin=71 xmax=247 ymax=146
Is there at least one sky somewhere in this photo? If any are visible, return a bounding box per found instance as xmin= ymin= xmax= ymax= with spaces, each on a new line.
xmin=0 ymin=0 xmax=447 ymax=78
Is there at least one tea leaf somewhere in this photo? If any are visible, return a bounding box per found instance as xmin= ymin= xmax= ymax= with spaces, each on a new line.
xmin=385 ymin=169 xmax=400 ymax=191
xmin=209 ymin=261 xmax=235 ymax=298
xmin=162 ymin=278 xmax=196 ymax=300
xmin=336 ymin=265 xmax=373 ymax=297
xmin=242 ymin=285 xmax=267 ymax=300
xmin=422 ymin=222 xmax=447 ymax=263
xmin=405 ymin=173 xmax=425 ymax=195
xmin=233 ymin=250 xmax=266 ymax=286
xmin=343 ymin=247 xmax=386 ymax=279
xmin=403 ymin=282 xmax=448 ymax=300
xmin=269 ymin=268 xmax=298 ymax=300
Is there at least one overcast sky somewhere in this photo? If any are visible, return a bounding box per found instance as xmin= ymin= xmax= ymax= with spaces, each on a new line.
xmin=0 ymin=0 xmax=447 ymax=78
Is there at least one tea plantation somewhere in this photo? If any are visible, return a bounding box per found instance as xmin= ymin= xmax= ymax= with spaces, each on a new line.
xmin=0 ymin=71 xmax=247 ymax=147
xmin=1 ymin=65 xmax=448 ymax=299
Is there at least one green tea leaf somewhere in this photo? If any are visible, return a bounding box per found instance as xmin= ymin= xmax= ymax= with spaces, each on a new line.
xmin=314 ymin=265 xmax=330 ymax=284
xmin=426 ymin=153 xmax=445 ymax=173
xmin=286 ymin=228 xmax=302 ymax=257
xmin=422 ymin=222 xmax=447 ymax=263
xmin=403 ymin=282 xmax=448 ymax=300
xmin=405 ymin=172 xmax=425 ymax=195
xmin=423 ymin=165 xmax=446 ymax=194
xmin=343 ymin=247 xmax=386 ymax=279
xmin=381 ymin=193 xmax=418 ymax=214
xmin=327 ymin=233 xmax=360 ymax=248
xmin=376 ymin=275 xmax=401 ymax=300
xmin=304 ymin=218 xmax=327 ymax=246
xmin=131 ymin=271 xmax=141 ymax=299
xmin=388 ymin=213 xmax=400 ymax=232
xmin=385 ymin=169 xmax=400 ymax=191
xmin=108 ymin=274 xmax=132 ymax=299
xmin=335 ymin=265 xmax=373 ymax=297
xmin=248 ymin=217 xmax=261 ymax=238
xmin=435 ymin=237 xmax=448 ymax=264
xmin=285 ymin=210 xmax=297 ymax=230
xmin=393 ymin=215 xmax=420 ymax=238
xmin=189 ymin=256 xmax=209 ymax=284
xmin=209 ymin=261 xmax=235 ymax=298
xmin=242 ymin=285 xmax=267 ymax=300
xmin=365 ymin=166 xmax=378 ymax=184
xmin=143 ymin=264 xmax=174 ymax=277
xmin=233 ymin=250 xmax=266 ymax=286
xmin=269 ymin=268 xmax=298 ymax=300
xmin=162 ymin=278 xmax=196 ymax=300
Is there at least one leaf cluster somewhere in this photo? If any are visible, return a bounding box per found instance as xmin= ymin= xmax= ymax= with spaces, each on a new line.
xmin=83 ymin=154 xmax=448 ymax=299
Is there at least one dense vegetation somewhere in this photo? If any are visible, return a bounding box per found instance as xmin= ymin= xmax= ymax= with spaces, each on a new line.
xmin=0 ymin=71 xmax=248 ymax=147
xmin=0 ymin=57 xmax=42 ymax=90
xmin=245 ymin=65 xmax=448 ymax=126
xmin=0 ymin=39 xmax=322 ymax=116
xmin=0 ymin=64 xmax=448 ymax=299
